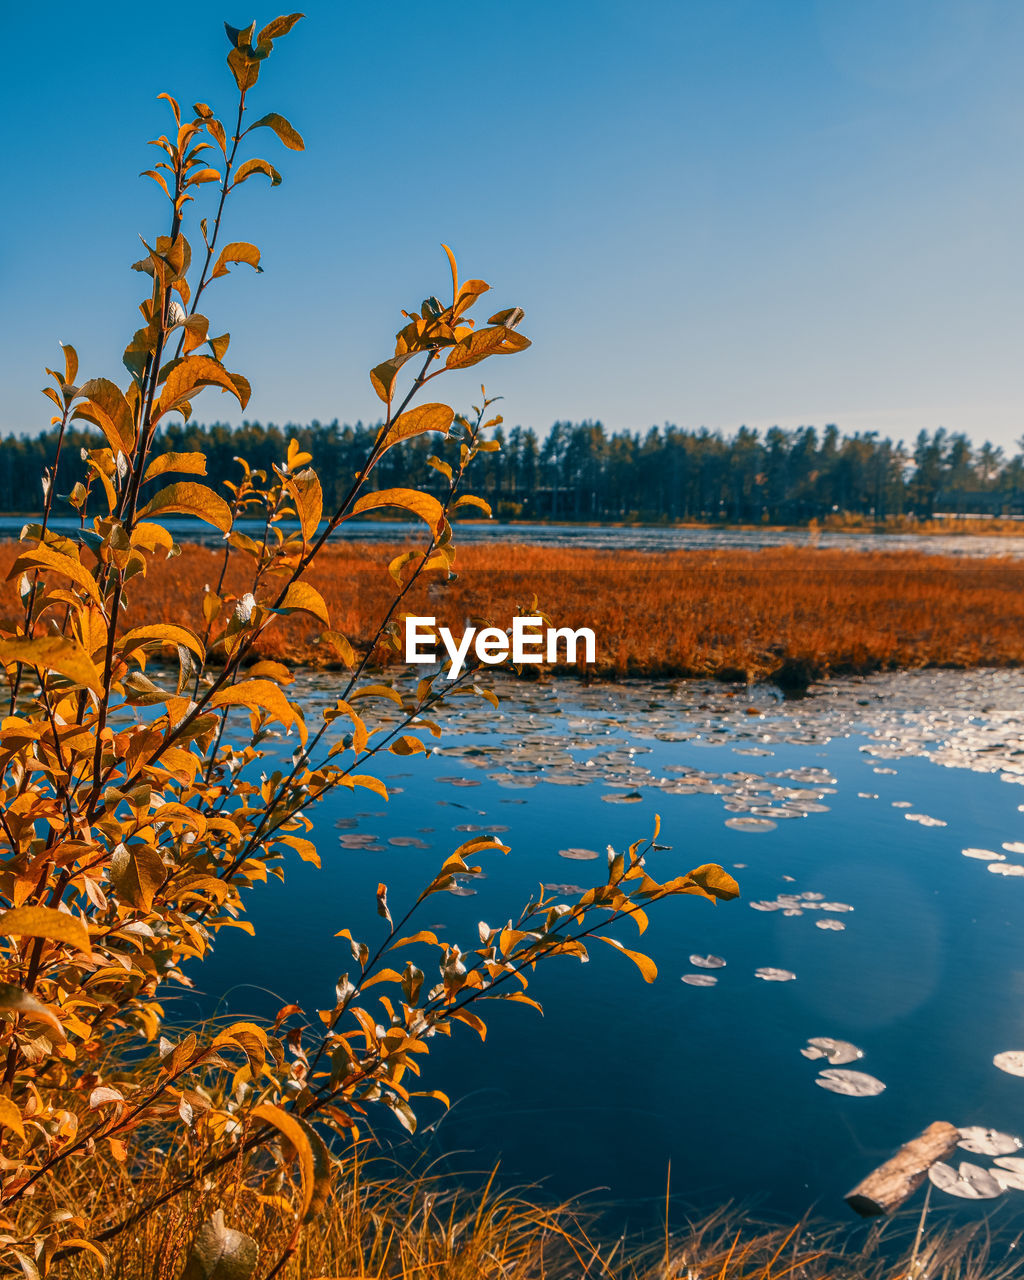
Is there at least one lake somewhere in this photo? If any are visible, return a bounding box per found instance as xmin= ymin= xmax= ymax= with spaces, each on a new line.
xmin=11 ymin=514 xmax=1024 ymax=558
xmin=194 ymin=667 xmax=1024 ymax=1228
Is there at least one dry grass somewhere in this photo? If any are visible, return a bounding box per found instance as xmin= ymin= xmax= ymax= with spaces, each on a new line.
xmin=23 ymin=1136 xmax=1024 ymax=1279
xmin=25 ymin=541 xmax=1022 ymax=687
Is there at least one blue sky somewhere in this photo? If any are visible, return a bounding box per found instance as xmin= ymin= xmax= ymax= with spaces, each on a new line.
xmin=3 ymin=0 xmax=1022 ymax=447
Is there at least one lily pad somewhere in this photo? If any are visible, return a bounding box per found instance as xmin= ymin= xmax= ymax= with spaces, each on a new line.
xmin=755 ymin=967 xmax=796 ymax=982
xmin=993 ymin=1051 xmax=1024 ymax=1078
xmin=681 ymin=974 xmax=717 ymax=987
xmin=928 ymin=1161 xmax=1003 ymax=1199
xmin=558 ymin=847 xmax=600 ymax=861
xmin=800 ymin=1037 xmax=863 ymax=1065
xmin=957 ymin=1126 xmax=1021 ymax=1156
xmin=815 ymin=1068 xmax=885 ymax=1097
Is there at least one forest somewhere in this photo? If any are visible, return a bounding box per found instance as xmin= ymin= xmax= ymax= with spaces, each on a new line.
xmin=3 ymin=417 xmax=1021 ymax=524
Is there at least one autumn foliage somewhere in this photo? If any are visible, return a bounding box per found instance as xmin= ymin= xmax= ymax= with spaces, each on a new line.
xmin=0 ymin=16 xmax=739 ymax=1276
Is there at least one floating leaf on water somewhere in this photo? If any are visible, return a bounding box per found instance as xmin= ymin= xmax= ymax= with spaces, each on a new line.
xmin=957 ymin=1126 xmax=1022 ymax=1156
xmin=963 ymin=847 xmax=1005 ymax=861
xmin=447 ymin=880 xmax=477 ymax=897
xmin=725 ymin=817 xmax=777 ymax=832
xmin=892 ymin=801 xmax=913 ymax=809
xmin=819 ymin=902 xmax=854 ymax=913
xmin=992 ymin=1166 xmax=1024 ymax=1192
xmin=388 ymin=836 xmax=429 ymax=848
xmin=995 ymin=1156 xmax=1024 ymax=1173
xmin=689 ymin=954 xmax=726 ymax=969
xmin=681 ymin=974 xmax=718 ymax=987
xmin=601 ymin=790 xmax=644 ymax=804
xmin=873 ymin=767 xmax=898 ymax=775
xmin=543 ymin=883 xmax=583 ymax=895
xmin=800 ymin=1037 xmax=863 ymax=1065
xmin=858 ymin=793 xmax=879 ymax=799
xmin=815 ymin=1068 xmax=885 ymax=1096
xmin=816 ymin=918 xmax=846 ymax=931
xmin=1002 ymin=842 xmax=1024 ymax=854
xmin=928 ymin=1161 xmax=1004 ymax=1199
xmin=749 ymin=901 xmax=781 ymax=912
xmin=338 ymin=833 xmax=381 ymax=849
xmin=558 ymin=847 xmax=600 ymax=861
xmin=755 ymin=967 xmax=796 ymax=982
xmin=906 ymin=813 xmax=947 ymax=827
xmin=994 ymin=1051 xmax=1024 ymax=1077
xmin=988 ymin=863 xmax=1024 ymax=877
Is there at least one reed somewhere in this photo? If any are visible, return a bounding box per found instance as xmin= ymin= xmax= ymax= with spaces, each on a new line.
xmin=22 ymin=541 xmax=1021 ymax=687
xmin=25 ymin=1130 xmax=1024 ymax=1279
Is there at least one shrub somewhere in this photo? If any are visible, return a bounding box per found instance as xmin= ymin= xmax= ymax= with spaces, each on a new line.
xmin=0 ymin=15 xmax=737 ymax=1275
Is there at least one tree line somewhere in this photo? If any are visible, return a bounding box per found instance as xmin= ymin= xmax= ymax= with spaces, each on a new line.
xmin=4 ymin=418 xmax=1024 ymax=524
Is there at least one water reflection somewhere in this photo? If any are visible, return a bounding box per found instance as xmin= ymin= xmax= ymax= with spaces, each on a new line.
xmin=197 ymin=667 xmax=1024 ymax=1219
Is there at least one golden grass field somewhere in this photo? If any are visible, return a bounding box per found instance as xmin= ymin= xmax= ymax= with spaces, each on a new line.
xmin=9 ymin=542 xmax=1024 ymax=686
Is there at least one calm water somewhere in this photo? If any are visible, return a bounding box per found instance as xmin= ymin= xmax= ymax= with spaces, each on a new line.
xmin=10 ymin=514 xmax=1024 ymax=557
xmin=194 ymin=669 xmax=1024 ymax=1225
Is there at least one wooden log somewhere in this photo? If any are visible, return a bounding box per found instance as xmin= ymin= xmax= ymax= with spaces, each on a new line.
xmin=845 ymin=1121 xmax=961 ymax=1216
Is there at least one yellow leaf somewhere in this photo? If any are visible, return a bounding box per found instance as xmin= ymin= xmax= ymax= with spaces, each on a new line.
xmin=212 ymin=1022 xmax=268 ymax=1074
xmin=251 ymin=1103 xmax=315 ymax=1220
xmin=249 ymin=112 xmax=305 ymax=151
xmin=320 ymin=631 xmax=356 ymax=667
xmin=350 ymin=488 xmax=444 ymax=536
xmin=73 ymin=378 xmax=136 ymax=454
xmin=8 ymin=546 xmax=102 ymax=607
xmin=392 ymin=931 xmax=439 ymax=949
xmin=0 ymin=637 xmax=102 ymax=695
xmin=0 ymin=1095 xmax=25 ymax=1140
xmin=211 ymin=679 xmax=297 ymax=728
xmin=453 ymin=494 xmax=492 ymax=517
xmin=369 ymin=352 xmax=417 ymax=404
xmin=110 ymin=845 xmax=166 ymax=912
xmin=349 ymin=684 xmax=403 ymax=705
xmin=599 ymin=937 xmax=657 ymax=983
xmin=211 ymin=240 xmax=263 ymax=279
xmin=441 ymin=243 xmax=459 ymax=302
xmin=378 ymin=403 xmax=454 ymax=456
xmin=138 ymin=482 xmax=233 ymax=533
xmin=144 ymin=452 xmax=208 ymax=482
xmin=234 ymin=157 xmax=282 ymax=186
xmin=119 ymin=624 xmax=206 ymax=661
xmin=349 ymin=774 xmax=389 ymax=800
xmin=155 ymin=355 xmax=249 ymax=420
xmin=0 ymin=905 xmax=92 ymax=959
xmin=684 ymin=864 xmax=740 ymax=901
xmin=131 ymin=522 xmax=176 ymax=553
xmin=445 ymin=325 xmax=531 ymax=370
xmin=287 ymin=469 xmax=323 ymax=542
xmin=0 ymin=982 xmax=65 ymax=1040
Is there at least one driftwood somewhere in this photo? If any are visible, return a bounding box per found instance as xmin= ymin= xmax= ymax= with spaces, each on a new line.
xmin=845 ymin=1121 xmax=961 ymax=1216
